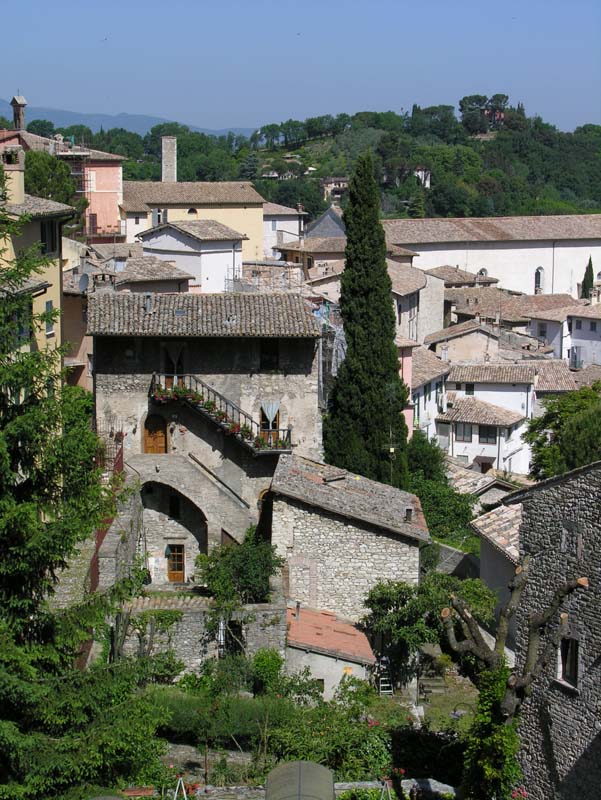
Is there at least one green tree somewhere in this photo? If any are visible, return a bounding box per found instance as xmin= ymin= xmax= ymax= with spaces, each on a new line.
xmin=324 ymin=151 xmax=409 ymax=487
xmin=407 ymin=188 xmax=425 ymax=218
xmin=27 ymin=119 xmax=55 ymax=138
xmin=581 ymin=255 xmax=594 ymax=299
xmin=524 ymin=383 xmax=601 ymax=479
xmin=24 ymin=150 xmax=77 ymax=205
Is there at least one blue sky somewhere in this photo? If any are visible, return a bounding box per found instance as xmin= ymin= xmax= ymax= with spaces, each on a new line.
xmin=3 ymin=0 xmax=600 ymax=131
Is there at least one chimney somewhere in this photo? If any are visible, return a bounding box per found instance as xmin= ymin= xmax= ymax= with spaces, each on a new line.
xmin=1 ymin=146 xmax=25 ymax=204
xmin=161 ymin=136 xmax=177 ymax=183
xmin=441 ymin=343 xmax=449 ymax=362
xmin=10 ymin=95 xmax=27 ymax=131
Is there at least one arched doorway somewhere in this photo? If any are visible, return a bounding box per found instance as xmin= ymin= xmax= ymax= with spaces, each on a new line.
xmin=143 ymin=415 xmax=167 ymax=454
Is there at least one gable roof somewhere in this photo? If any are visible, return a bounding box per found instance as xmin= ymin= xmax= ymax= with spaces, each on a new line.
xmin=445 ymin=456 xmax=516 ymax=496
xmin=271 ymin=454 xmax=430 ymax=543
xmin=387 ymin=259 xmax=427 ymax=296
xmin=437 ymin=393 xmax=525 ymax=427
xmin=573 ymin=364 xmax=601 ymax=389
xmin=424 ymin=319 xmax=500 ymax=345
xmin=87 ymin=292 xmax=321 ymax=338
xmin=281 ymin=236 xmax=347 ymax=254
xmin=115 ymin=256 xmax=193 ymax=285
xmin=448 ymin=363 xmax=535 ymax=385
xmin=528 ymin=302 xmax=601 ymax=322
xmin=533 ymin=360 xmax=577 ymax=392
xmin=305 ymin=205 xmax=346 ymax=238
xmin=472 ymin=504 xmax=522 ymax=564
xmin=411 ymin=346 xmax=450 ymax=388
xmin=382 ymin=214 xmax=601 ymax=245
xmin=121 ymin=181 xmax=264 ymax=213
xmin=137 ymin=219 xmax=246 ymax=242
xmin=263 ymin=202 xmax=306 ymax=216
xmin=424 ymin=265 xmax=499 ymax=286
xmin=504 ymin=460 xmax=601 ymax=504
xmin=286 ymin=607 xmax=376 ymax=665
xmin=89 ymin=242 xmax=143 ymax=260
xmin=9 ymin=130 xmax=125 ymax=162
xmin=446 ymin=288 xmax=580 ymax=324
xmin=5 ymin=194 xmax=74 ymax=219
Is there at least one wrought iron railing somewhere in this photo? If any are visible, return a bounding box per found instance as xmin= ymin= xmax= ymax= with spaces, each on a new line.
xmin=149 ymin=373 xmax=292 ymax=455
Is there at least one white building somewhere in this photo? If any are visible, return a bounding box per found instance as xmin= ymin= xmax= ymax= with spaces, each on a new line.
xmin=410 ymin=346 xmax=450 ymax=440
xmin=136 ymin=219 xmax=245 ymax=293
xmin=262 ymin=202 xmax=305 ymax=259
xmin=437 ymin=363 xmax=536 ymax=474
xmin=528 ymin=303 xmax=601 ymax=369
xmin=382 ymin=215 xmax=601 ymax=298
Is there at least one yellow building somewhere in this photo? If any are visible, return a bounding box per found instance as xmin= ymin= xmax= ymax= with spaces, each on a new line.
xmin=120 ymin=180 xmax=265 ymax=262
xmin=1 ymin=146 xmax=74 ymax=351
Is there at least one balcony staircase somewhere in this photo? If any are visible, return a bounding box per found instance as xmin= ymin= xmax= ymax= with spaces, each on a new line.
xmin=149 ymin=373 xmax=292 ymax=457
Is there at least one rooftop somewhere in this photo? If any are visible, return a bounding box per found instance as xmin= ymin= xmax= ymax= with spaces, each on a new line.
xmin=387 ymin=259 xmax=427 ymax=296
xmin=280 ymin=236 xmax=347 ymax=254
xmin=424 ymin=265 xmax=499 ymax=286
xmin=1 ymin=129 xmax=126 ymax=162
xmin=445 ymin=456 xmax=515 ymax=496
xmin=121 ymin=181 xmax=265 ymax=213
xmin=137 ymin=219 xmax=246 ymax=242
xmin=382 ymin=214 xmax=601 ymax=245
xmin=263 ymin=202 xmax=306 ymax=216
xmin=573 ymin=364 xmax=601 ymax=389
xmin=437 ymin=392 xmax=525 ymax=427
xmin=271 ymin=454 xmax=430 ymax=543
xmin=528 ymin=302 xmax=601 ymax=322
xmin=115 ymin=256 xmax=193 ymax=285
xmin=446 ymin=288 xmax=580 ymax=324
xmin=5 ymin=193 xmax=74 ymax=219
xmin=411 ymin=346 xmax=450 ymax=388
xmin=89 ymin=242 xmax=143 ymax=260
xmin=448 ymin=363 xmax=535 ymax=385
xmin=532 ymin=359 xmax=577 ymax=392
xmin=471 ymin=504 xmax=522 ymax=564
xmin=286 ymin=607 xmax=376 ymax=665
xmin=87 ymin=292 xmax=321 ymax=339
xmin=424 ymin=319 xmax=500 ymax=345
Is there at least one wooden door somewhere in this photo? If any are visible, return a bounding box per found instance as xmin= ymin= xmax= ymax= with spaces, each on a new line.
xmin=260 ymin=410 xmax=279 ymax=446
xmin=143 ymin=415 xmax=167 ymax=454
xmin=167 ymin=544 xmax=185 ymax=583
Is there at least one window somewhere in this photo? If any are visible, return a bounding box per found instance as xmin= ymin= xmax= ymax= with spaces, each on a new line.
xmin=40 ymin=221 xmax=58 ymax=255
xmin=271 ymin=220 xmax=277 ymax=231
xmin=87 ymin=354 xmax=93 ymax=377
xmin=538 ymin=322 xmax=547 ymax=340
xmin=455 ymin=383 xmax=462 ymax=391
xmin=260 ymin=408 xmax=280 ymax=446
xmin=134 ymin=216 xmax=140 ymax=225
xmin=591 ymin=321 xmax=597 ymax=332
xmin=260 ymin=339 xmax=279 ymax=370
xmin=534 ymin=267 xmax=544 ymax=294
xmin=465 ymin=383 xmax=475 ymax=396
xmin=479 ymin=425 xmax=497 ymax=445
xmin=456 ymin=422 xmax=472 ymax=442
xmin=45 ymin=300 xmax=54 ymax=336
xmin=412 ymin=393 xmax=420 ymax=423
xmin=559 ymin=638 xmax=579 ymax=687
xmin=575 ymin=319 xmax=582 ymax=330
xmin=477 ymin=268 xmax=488 ymax=278
xmin=424 ymin=383 xmax=432 ymax=401
xmin=187 ymin=208 xmax=197 ymax=215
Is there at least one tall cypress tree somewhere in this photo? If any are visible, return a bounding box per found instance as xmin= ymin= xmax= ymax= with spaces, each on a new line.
xmin=324 ymin=151 xmax=409 ymax=488
xmin=581 ymin=255 xmax=594 ymax=299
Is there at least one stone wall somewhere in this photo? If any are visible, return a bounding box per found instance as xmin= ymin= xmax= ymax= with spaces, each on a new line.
xmin=513 ymin=465 xmax=601 ymax=800
xmin=271 ymin=496 xmax=421 ymax=622
xmin=120 ymin=594 xmax=287 ymax=671
xmin=97 ymin=484 xmax=142 ymax=591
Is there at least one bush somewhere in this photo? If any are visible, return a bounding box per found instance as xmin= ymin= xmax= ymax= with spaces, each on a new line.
xmin=252 ymin=648 xmax=284 ymax=694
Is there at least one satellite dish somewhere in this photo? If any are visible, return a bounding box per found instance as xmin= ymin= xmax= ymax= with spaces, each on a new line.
xmin=78 ymin=273 xmax=89 ymax=293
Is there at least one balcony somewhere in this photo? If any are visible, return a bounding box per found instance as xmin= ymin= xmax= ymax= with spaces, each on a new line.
xmin=149 ymin=373 xmax=292 ymax=456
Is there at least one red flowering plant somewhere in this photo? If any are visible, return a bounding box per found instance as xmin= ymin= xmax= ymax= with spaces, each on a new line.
xmin=511 ymin=787 xmax=528 ymax=799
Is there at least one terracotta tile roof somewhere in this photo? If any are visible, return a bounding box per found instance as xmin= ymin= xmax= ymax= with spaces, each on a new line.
xmin=424 ymin=319 xmax=500 ymax=345
xmin=138 ymin=219 xmax=246 ymax=242
xmin=424 ymin=265 xmax=499 ymax=286
xmin=395 ymin=335 xmax=420 ymax=349
xmin=411 ymin=346 xmax=450 ymax=388
xmin=573 ymin=364 xmax=601 ymax=389
xmin=281 ymin=236 xmax=347 ymax=254
xmin=8 ymin=130 xmax=126 ymax=162
xmin=471 ymin=504 xmax=522 ymax=564
xmin=89 ymin=243 xmax=143 ymax=260
xmin=437 ymin=393 xmax=525 ymax=426
xmin=526 ymin=304 xmax=591 ymax=323
xmin=115 ymin=256 xmax=193 ymax=285
xmin=387 ymin=259 xmax=427 ymax=296
xmin=382 ymin=214 xmax=601 ymax=245
xmin=271 ymin=454 xmax=430 ymax=542
xmin=286 ymin=607 xmax=376 ymax=665
xmin=87 ymin=292 xmax=321 ymax=338
xmin=445 ymin=456 xmax=513 ymax=496
xmin=446 ymin=288 xmax=580 ymax=324
xmin=387 ymin=244 xmax=419 ymax=258
xmin=448 ymin=364 xmax=535 ymax=385
xmin=5 ymin=193 xmax=74 ymax=219
xmin=305 ymin=261 xmax=345 ymax=284
xmin=263 ymin=202 xmax=306 ymax=216
xmin=533 ymin=360 xmax=577 ymax=392
xmin=0 ymin=276 xmax=50 ymax=298
xmin=121 ymin=181 xmax=264 ymax=213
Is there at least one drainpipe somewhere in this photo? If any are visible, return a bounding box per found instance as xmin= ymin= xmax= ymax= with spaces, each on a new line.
xmin=551 ymin=240 xmax=556 ymax=294
xmin=497 ymin=429 xmax=502 ymax=470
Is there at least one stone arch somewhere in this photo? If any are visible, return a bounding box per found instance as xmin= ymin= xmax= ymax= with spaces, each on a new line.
xmin=141 ymin=480 xmax=208 ymax=585
xmin=535 ymin=266 xmax=544 ymax=294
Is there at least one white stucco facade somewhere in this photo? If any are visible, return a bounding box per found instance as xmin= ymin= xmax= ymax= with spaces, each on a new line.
xmin=438 ymin=417 xmax=530 ymax=475
xmin=263 ymin=210 xmax=304 ymax=259
xmin=138 ymin=227 xmax=243 ymax=293
xmin=529 ymin=315 xmax=601 ymax=369
xmin=412 ymin=378 xmax=445 ymax=440
xmin=405 ymin=239 xmax=601 ymax=298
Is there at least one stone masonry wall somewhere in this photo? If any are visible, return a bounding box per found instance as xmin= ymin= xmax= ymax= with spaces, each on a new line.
xmin=514 ymin=466 xmax=601 ymax=800
xmin=97 ymin=484 xmax=142 ymax=591
xmin=271 ymin=496 xmax=421 ymax=622
xmin=120 ymin=595 xmax=287 ymax=672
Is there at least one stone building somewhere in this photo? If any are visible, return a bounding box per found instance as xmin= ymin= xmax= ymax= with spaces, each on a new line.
xmin=268 ymin=454 xmax=430 ymax=621
xmin=504 ymin=462 xmax=601 ymax=800
xmin=88 ymin=291 xmax=322 ymax=586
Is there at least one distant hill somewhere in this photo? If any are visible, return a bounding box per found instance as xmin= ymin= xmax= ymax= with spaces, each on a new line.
xmin=0 ymin=98 xmax=255 ymax=138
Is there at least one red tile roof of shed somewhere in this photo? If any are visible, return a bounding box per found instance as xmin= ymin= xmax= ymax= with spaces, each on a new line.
xmin=286 ymin=607 xmax=376 ymax=665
